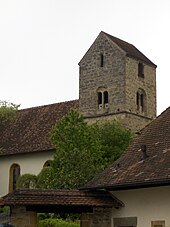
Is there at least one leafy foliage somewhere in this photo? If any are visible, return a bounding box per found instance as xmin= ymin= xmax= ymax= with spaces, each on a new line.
xmin=51 ymin=109 xmax=103 ymax=189
xmin=17 ymin=110 xmax=133 ymax=191
xmin=0 ymin=101 xmax=19 ymax=124
xmin=17 ymin=173 xmax=37 ymax=189
xmin=50 ymin=109 xmax=133 ymax=189
xmin=37 ymin=167 xmax=55 ymax=189
xmin=38 ymin=218 xmax=80 ymax=227
xmin=99 ymin=121 xmax=133 ymax=165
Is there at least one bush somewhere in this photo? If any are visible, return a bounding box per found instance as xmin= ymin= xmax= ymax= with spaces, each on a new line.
xmin=0 ymin=101 xmax=19 ymax=124
xmin=17 ymin=173 xmax=37 ymax=189
xmin=37 ymin=167 xmax=55 ymax=189
xmin=38 ymin=218 xmax=80 ymax=227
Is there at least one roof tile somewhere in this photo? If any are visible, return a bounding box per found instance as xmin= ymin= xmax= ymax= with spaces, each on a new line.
xmin=103 ymin=31 xmax=157 ymax=67
xmin=2 ymin=189 xmax=124 ymax=209
xmin=0 ymin=100 xmax=78 ymax=156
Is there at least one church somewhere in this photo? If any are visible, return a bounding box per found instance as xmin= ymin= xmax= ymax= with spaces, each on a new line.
xmin=0 ymin=31 xmax=157 ymax=197
xmin=1 ymin=31 xmax=168 ymax=227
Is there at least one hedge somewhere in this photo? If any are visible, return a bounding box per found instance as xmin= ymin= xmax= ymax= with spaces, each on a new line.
xmin=38 ymin=218 xmax=80 ymax=227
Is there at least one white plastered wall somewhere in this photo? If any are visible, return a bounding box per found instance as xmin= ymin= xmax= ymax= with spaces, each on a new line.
xmin=112 ymin=186 xmax=170 ymax=227
xmin=0 ymin=151 xmax=54 ymax=197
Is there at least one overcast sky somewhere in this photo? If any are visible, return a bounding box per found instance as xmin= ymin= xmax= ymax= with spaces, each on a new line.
xmin=0 ymin=0 xmax=169 ymax=115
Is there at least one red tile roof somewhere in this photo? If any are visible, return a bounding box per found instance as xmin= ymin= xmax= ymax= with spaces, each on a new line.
xmin=103 ymin=31 xmax=157 ymax=67
xmin=83 ymin=107 xmax=170 ymax=190
xmin=2 ymin=189 xmax=124 ymax=212
xmin=0 ymin=100 xmax=78 ymax=156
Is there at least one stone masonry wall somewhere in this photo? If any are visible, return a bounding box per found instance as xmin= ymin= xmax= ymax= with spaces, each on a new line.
xmin=79 ymin=32 xmax=126 ymax=117
xmin=79 ymin=32 xmax=156 ymax=132
xmin=81 ymin=208 xmax=112 ymax=227
xmin=85 ymin=111 xmax=152 ymax=132
xmin=125 ymin=57 xmax=156 ymax=119
xmin=10 ymin=206 xmax=37 ymax=227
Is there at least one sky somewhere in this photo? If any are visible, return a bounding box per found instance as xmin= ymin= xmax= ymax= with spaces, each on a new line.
xmin=0 ymin=0 xmax=170 ymax=115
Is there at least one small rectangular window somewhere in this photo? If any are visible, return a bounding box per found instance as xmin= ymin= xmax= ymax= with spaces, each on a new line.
xmin=138 ymin=62 xmax=144 ymax=77
xmin=151 ymin=221 xmax=165 ymax=227
xmin=100 ymin=54 xmax=104 ymax=67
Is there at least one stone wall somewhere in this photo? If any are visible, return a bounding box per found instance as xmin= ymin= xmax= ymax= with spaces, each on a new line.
xmin=125 ymin=57 xmax=156 ymax=119
xmin=79 ymin=32 xmax=126 ymax=117
xmin=10 ymin=206 xmax=37 ymax=227
xmin=85 ymin=111 xmax=153 ymax=132
xmin=81 ymin=208 xmax=112 ymax=227
xmin=79 ymin=32 xmax=156 ymax=132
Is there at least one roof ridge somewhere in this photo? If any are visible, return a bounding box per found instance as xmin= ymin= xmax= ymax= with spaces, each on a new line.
xmin=102 ymin=31 xmax=133 ymax=46
xmin=102 ymin=31 xmax=156 ymax=67
xmin=19 ymin=99 xmax=78 ymax=112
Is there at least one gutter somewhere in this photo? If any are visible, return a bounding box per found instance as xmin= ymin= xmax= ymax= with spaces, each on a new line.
xmin=81 ymin=179 xmax=170 ymax=191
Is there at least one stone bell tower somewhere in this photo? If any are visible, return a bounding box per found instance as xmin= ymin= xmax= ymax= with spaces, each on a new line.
xmin=79 ymin=31 xmax=157 ymax=132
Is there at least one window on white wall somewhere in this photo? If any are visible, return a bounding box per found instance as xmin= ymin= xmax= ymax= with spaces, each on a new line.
xmin=151 ymin=220 xmax=165 ymax=227
xmin=9 ymin=163 xmax=21 ymax=192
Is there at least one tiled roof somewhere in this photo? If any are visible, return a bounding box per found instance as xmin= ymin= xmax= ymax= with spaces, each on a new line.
xmin=102 ymin=31 xmax=157 ymax=67
xmin=0 ymin=100 xmax=78 ymax=156
xmin=83 ymin=107 xmax=170 ymax=190
xmin=2 ymin=189 xmax=124 ymax=211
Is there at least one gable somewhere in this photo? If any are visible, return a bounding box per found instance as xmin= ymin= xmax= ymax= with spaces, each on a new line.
xmin=79 ymin=31 xmax=126 ymax=67
xmin=79 ymin=31 xmax=156 ymax=67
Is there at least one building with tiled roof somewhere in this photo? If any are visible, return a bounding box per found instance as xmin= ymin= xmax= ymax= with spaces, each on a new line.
xmin=0 ymin=100 xmax=78 ymax=197
xmin=79 ymin=31 xmax=156 ymax=131
xmin=0 ymin=100 xmax=78 ymax=156
xmin=0 ymin=30 xmax=162 ymax=227
xmin=83 ymin=106 xmax=170 ymax=191
xmin=1 ymin=106 xmax=170 ymax=227
xmin=79 ymin=106 xmax=170 ymax=227
xmin=0 ymin=31 xmax=157 ymax=198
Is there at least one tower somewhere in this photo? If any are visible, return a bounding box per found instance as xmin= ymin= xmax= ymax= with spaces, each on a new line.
xmin=79 ymin=31 xmax=157 ymax=132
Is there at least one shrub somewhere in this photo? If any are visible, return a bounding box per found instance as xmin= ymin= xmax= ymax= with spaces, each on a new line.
xmin=38 ymin=218 xmax=80 ymax=227
xmin=0 ymin=101 xmax=19 ymax=124
xmin=37 ymin=167 xmax=55 ymax=189
xmin=17 ymin=173 xmax=37 ymax=189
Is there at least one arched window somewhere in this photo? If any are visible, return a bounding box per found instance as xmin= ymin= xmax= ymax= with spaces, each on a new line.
xmin=98 ymin=92 xmax=102 ymax=105
xmin=43 ymin=160 xmax=52 ymax=168
xmin=9 ymin=164 xmax=20 ymax=192
xmin=136 ymin=92 xmax=139 ymax=109
xmin=136 ymin=89 xmax=146 ymax=113
xmin=104 ymin=91 xmax=108 ymax=104
xmin=97 ymin=88 xmax=109 ymax=109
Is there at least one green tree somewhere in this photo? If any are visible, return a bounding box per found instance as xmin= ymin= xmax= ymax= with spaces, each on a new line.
xmin=17 ymin=173 xmax=37 ymax=189
xmin=37 ymin=167 xmax=55 ymax=189
xmin=50 ymin=109 xmax=133 ymax=189
xmin=17 ymin=110 xmax=133 ymax=190
xmin=0 ymin=100 xmax=19 ymax=124
xmin=51 ymin=109 xmax=103 ymax=189
xmin=99 ymin=121 xmax=133 ymax=165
